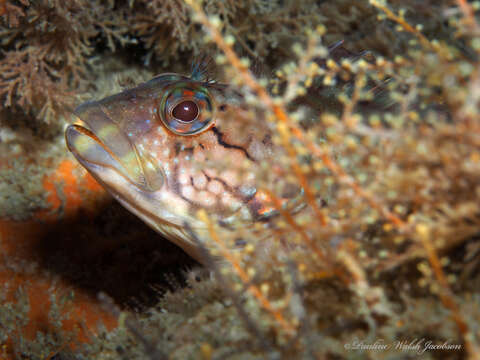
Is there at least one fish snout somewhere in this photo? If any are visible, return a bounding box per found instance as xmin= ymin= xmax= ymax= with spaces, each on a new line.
xmin=66 ymin=101 xmax=162 ymax=191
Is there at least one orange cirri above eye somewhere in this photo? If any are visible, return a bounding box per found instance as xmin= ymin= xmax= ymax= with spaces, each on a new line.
xmin=158 ymin=82 xmax=215 ymax=136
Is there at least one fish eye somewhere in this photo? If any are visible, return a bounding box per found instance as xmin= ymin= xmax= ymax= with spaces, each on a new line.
xmin=158 ymin=83 xmax=215 ymax=135
xmin=172 ymin=100 xmax=199 ymax=122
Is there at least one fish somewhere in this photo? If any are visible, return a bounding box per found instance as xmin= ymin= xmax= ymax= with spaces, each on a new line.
xmin=65 ymin=72 xmax=302 ymax=262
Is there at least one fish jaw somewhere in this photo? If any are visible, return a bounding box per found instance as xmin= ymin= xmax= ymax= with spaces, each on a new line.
xmin=65 ymin=124 xmax=137 ymax=187
xmin=65 ymin=120 xmax=206 ymax=262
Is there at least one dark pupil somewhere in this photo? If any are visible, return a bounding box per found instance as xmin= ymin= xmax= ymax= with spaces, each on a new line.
xmin=172 ymin=100 xmax=198 ymax=122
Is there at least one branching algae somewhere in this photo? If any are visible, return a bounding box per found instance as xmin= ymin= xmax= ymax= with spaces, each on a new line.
xmin=1 ymin=0 xmax=480 ymax=359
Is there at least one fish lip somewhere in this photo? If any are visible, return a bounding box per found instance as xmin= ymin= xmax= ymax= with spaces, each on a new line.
xmin=65 ymin=123 xmax=119 ymax=165
xmin=65 ymin=123 xmax=136 ymax=186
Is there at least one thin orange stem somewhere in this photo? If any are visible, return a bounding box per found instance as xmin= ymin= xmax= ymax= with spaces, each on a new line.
xmin=369 ymin=0 xmax=436 ymax=52
xmin=417 ymin=224 xmax=480 ymax=358
xmin=197 ymin=210 xmax=296 ymax=335
xmin=264 ymin=189 xmax=328 ymax=261
xmin=456 ymin=0 xmax=480 ymax=31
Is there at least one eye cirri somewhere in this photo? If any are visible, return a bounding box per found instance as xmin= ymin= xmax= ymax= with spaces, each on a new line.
xmin=158 ymin=83 xmax=215 ymax=135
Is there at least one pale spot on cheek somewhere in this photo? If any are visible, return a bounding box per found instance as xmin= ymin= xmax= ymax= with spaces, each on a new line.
xmin=197 ymin=191 xmax=216 ymax=207
xmin=248 ymin=139 xmax=268 ymax=160
xmin=193 ymin=173 xmax=207 ymax=189
xmin=223 ymin=170 xmax=239 ymax=187
xmin=240 ymin=206 xmax=252 ymax=220
xmin=182 ymin=186 xmax=194 ymax=198
xmin=163 ymin=164 xmax=171 ymax=177
xmin=245 ymin=171 xmax=255 ymax=182
xmin=207 ymin=180 xmax=224 ymax=195
xmin=159 ymin=191 xmax=169 ymax=201
xmin=178 ymin=172 xmax=190 ymax=185
xmin=194 ymin=149 xmax=206 ymax=162
xmin=239 ymin=184 xmax=256 ymax=198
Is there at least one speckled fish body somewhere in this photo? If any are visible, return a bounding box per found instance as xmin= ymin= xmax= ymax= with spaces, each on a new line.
xmin=66 ymin=73 xmax=297 ymax=261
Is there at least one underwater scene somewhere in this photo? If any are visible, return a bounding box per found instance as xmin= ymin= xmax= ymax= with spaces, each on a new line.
xmin=1 ymin=0 xmax=480 ymax=359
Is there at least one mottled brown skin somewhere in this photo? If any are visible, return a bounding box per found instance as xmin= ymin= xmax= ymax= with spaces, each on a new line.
xmin=66 ymin=73 xmax=295 ymax=261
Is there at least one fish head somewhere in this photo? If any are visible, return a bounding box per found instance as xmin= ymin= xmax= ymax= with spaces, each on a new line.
xmin=65 ymin=73 xmax=280 ymax=260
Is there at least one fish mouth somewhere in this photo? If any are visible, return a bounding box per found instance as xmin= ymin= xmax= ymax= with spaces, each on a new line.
xmin=65 ymin=101 xmax=163 ymax=192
